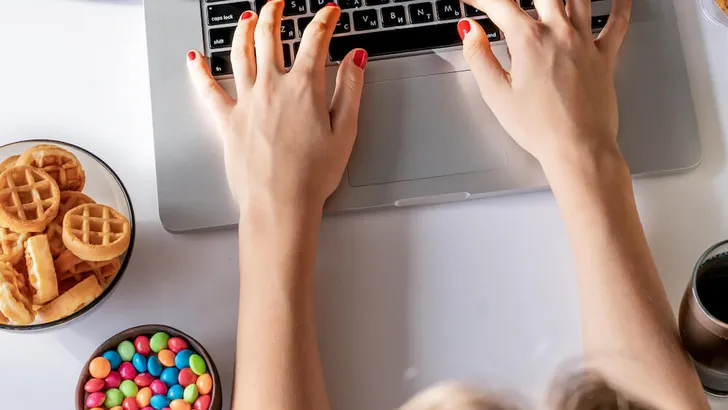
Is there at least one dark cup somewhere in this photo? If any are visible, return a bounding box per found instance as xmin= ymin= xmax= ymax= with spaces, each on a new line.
xmin=679 ymin=240 xmax=728 ymax=396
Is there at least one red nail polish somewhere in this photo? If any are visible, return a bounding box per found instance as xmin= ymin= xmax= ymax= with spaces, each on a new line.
xmin=326 ymin=2 xmax=338 ymax=6
xmin=240 ymin=10 xmax=253 ymax=20
xmin=457 ymin=20 xmax=470 ymax=40
xmin=353 ymin=49 xmax=368 ymax=70
xmin=187 ymin=51 xmax=197 ymax=61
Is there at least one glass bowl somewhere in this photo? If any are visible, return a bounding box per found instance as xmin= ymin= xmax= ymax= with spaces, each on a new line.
xmin=700 ymin=0 xmax=728 ymax=28
xmin=0 ymin=139 xmax=135 ymax=331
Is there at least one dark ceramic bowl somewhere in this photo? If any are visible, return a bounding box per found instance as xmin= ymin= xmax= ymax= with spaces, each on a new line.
xmin=0 ymin=139 xmax=135 ymax=331
xmin=75 ymin=324 xmax=222 ymax=410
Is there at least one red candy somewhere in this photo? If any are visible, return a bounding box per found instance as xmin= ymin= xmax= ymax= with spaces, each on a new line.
xmin=122 ymin=397 xmax=140 ymax=410
xmin=104 ymin=371 xmax=122 ymax=389
xmin=86 ymin=392 xmax=106 ymax=408
xmin=167 ymin=337 xmax=188 ymax=353
xmin=119 ymin=362 xmax=137 ymax=380
xmin=134 ymin=372 xmax=154 ymax=387
xmin=178 ymin=368 xmax=198 ymax=387
xmin=193 ymin=395 xmax=211 ymax=410
xmin=84 ymin=378 xmax=105 ymax=393
xmin=141 ymin=408 xmax=154 ymax=410
xmin=134 ymin=335 xmax=152 ymax=355
xmin=150 ymin=379 xmax=168 ymax=395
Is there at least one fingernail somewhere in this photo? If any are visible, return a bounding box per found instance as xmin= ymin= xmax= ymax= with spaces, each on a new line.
xmin=187 ymin=51 xmax=197 ymax=61
xmin=240 ymin=10 xmax=253 ymax=19
xmin=326 ymin=2 xmax=338 ymax=6
xmin=457 ymin=20 xmax=470 ymax=40
xmin=353 ymin=49 xmax=368 ymax=70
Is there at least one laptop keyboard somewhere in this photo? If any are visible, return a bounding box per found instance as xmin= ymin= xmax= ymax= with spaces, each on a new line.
xmin=203 ymin=0 xmax=609 ymax=76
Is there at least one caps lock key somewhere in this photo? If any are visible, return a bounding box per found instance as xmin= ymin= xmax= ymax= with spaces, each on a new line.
xmin=208 ymin=2 xmax=252 ymax=26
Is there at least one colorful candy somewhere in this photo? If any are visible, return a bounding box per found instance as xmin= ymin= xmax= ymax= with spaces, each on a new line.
xmin=150 ymin=332 xmax=170 ymax=353
xmin=188 ymin=355 xmax=206 ymax=375
xmin=105 ymin=371 xmax=122 ymax=389
xmin=119 ymin=362 xmax=137 ymax=380
xmin=89 ymin=356 xmax=111 ymax=379
xmin=103 ymin=350 xmax=123 ymax=370
xmin=135 ymin=335 xmax=152 ymax=356
xmin=167 ymin=337 xmax=188 ymax=353
xmin=106 ymin=388 xmax=124 ymax=407
xmin=82 ymin=332 xmax=214 ymax=410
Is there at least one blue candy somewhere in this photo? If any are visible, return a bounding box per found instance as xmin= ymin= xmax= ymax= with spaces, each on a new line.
xmin=174 ymin=349 xmax=193 ymax=369
xmin=167 ymin=384 xmax=184 ymax=400
xmin=102 ymin=350 xmax=122 ymax=370
xmin=132 ymin=353 xmax=147 ymax=373
xmin=147 ymin=355 xmax=163 ymax=377
xmin=160 ymin=367 xmax=180 ymax=386
xmin=150 ymin=394 xmax=171 ymax=410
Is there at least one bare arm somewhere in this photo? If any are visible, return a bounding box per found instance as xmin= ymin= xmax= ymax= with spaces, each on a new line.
xmin=459 ymin=0 xmax=707 ymax=407
xmin=185 ymin=1 xmax=368 ymax=408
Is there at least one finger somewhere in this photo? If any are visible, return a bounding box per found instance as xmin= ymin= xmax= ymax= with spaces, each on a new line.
xmin=294 ymin=3 xmax=340 ymax=74
xmin=186 ymin=50 xmax=235 ymax=121
xmin=254 ymin=0 xmax=285 ymax=75
xmin=330 ymin=48 xmax=367 ymax=135
xmin=458 ymin=19 xmax=510 ymax=98
xmin=533 ymin=0 xmax=568 ymax=24
xmin=231 ymin=10 xmax=258 ymax=93
xmin=462 ymin=0 xmax=532 ymax=35
xmin=595 ymin=0 xmax=632 ymax=61
xmin=565 ymin=0 xmax=592 ymax=34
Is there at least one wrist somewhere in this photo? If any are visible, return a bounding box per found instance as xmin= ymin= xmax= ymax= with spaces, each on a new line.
xmin=540 ymin=140 xmax=628 ymax=185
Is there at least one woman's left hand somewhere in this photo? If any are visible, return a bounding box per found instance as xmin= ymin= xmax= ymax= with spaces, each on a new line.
xmin=186 ymin=1 xmax=368 ymax=213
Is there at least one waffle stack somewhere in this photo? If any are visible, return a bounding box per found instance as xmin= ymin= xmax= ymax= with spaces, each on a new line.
xmin=0 ymin=144 xmax=131 ymax=325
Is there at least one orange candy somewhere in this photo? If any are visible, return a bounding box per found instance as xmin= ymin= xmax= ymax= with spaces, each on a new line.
xmin=196 ymin=373 xmax=213 ymax=395
xmin=110 ymin=407 xmax=123 ymax=410
xmin=89 ymin=357 xmax=111 ymax=379
xmin=136 ymin=387 xmax=152 ymax=407
xmin=158 ymin=349 xmax=176 ymax=367
xmin=170 ymin=399 xmax=192 ymax=410
xmin=90 ymin=408 xmax=104 ymax=410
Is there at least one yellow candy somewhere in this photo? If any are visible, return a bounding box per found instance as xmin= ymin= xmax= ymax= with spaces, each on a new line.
xmin=136 ymin=387 xmax=152 ymax=407
xmin=196 ymin=373 xmax=213 ymax=395
xmin=110 ymin=407 xmax=123 ymax=410
xmin=158 ymin=349 xmax=176 ymax=367
xmin=170 ymin=399 xmax=191 ymax=410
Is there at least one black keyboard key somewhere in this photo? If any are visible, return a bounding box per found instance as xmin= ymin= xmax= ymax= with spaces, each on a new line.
xmin=366 ymin=0 xmax=389 ymax=4
xmin=281 ymin=19 xmax=296 ymax=40
xmin=283 ymin=44 xmax=292 ymax=68
xmin=310 ymin=0 xmax=329 ymax=12
xmin=435 ymin=0 xmax=461 ymax=20
xmin=394 ymin=0 xmax=414 ymax=2
xmin=330 ymin=22 xmax=461 ymax=60
xmin=381 ymin=6 xmax=407 ymax=27
xmin=208 ymin=2 xmax=251 ymax=25
xmin=520 ymin=0 xmax=534 ymax=9
xmin=408 ymin=2 xmax=434 ymax=24
xmin=339 ymin=0 xmax=363 ymax=8
xmin=284 ymin=0 xmax=307 ymax=15
xmin=592 ymin=14 xmax=608 ymax=30
xmin=210 ymin=52 xmax=232 ymax=76
xmin=293 ymin=41 xmax=301 ymax=56
xmin=209 ymin=26 xmax=235 ymax=48
xmin=255 ymin=0 xmax=267 ymax=12
xmin=475 ymin=19 xmax=501 ymax=41
xmin=353 ymin=9 xmax=379 ymax=30
xmin=464 ymin=4 xmax=484 ymax=17
xmin=335 ymin=13 xmax=352 ymax=33
xmin=298 ymin=16 xmax=313 ymax=36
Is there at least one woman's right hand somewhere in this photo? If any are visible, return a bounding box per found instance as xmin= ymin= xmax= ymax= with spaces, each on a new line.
xmin=458 ymin=0 xmax=631 ymax=169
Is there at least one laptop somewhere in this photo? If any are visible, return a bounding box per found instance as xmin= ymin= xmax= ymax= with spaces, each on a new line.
xmin=144 ymin=0 xmax=700 ymax=232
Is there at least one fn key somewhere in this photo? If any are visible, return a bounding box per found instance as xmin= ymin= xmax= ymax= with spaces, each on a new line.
xmin=210 ymin=53 xmax=232 ymax=76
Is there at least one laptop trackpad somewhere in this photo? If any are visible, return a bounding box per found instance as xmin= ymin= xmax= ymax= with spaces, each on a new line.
xmin=347 ymin=70 xmax=508 ymax=187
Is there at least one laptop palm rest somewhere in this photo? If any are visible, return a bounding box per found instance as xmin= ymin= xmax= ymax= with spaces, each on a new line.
xmin=347 ymin=69 xmax=508 ymax=187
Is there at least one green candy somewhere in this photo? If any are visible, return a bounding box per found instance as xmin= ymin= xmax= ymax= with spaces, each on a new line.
xmin=105 ymin=388 xmax=124 ymax=407
xmin=183 ymin=384 xmax=199 ymax=404
xmin=119 ymin=380 xmax=138 ymax=398
xmin=117 ymin=341 xmax=135 ymax=362
xmin=150 ymin=332 xmax=170 ymax=353
xmin=188 ymin=354 xmax=207 ymax=375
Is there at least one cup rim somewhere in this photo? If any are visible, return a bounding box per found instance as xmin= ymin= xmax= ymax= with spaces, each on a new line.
xmin=691 ymin=239 xmax=728 ymax=332
xmin=0 ymin=139 xmax=136 ymax=331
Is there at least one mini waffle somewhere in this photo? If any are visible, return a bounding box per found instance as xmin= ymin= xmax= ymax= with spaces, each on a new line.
xmin=62 ymin=204 xmax=130 ymax=261
xmin=16 ymin=144 xmax=86 ymax=191
xmin=0 ymin=166 xmax=60 ymax=233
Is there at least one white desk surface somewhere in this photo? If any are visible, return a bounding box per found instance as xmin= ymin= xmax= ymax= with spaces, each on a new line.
xmin=0 ymin=1 xmax=726 ymax=409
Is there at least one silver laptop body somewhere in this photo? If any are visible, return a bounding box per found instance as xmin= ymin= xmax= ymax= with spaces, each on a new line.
xmin=144 ymin=0 xmax=700 ymax=232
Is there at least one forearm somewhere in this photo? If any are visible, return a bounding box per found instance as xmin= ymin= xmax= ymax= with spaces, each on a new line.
xmin=542 ymin=147 xmax=707 ymax=409
xmin=231 ymin=202 xmax=330 ymax=410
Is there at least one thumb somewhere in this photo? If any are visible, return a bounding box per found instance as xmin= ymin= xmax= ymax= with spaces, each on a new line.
xmin=459 ymin=19 xmax=511 ymax=98
xmin=330 ymin=49 xmax=368 ymax=135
